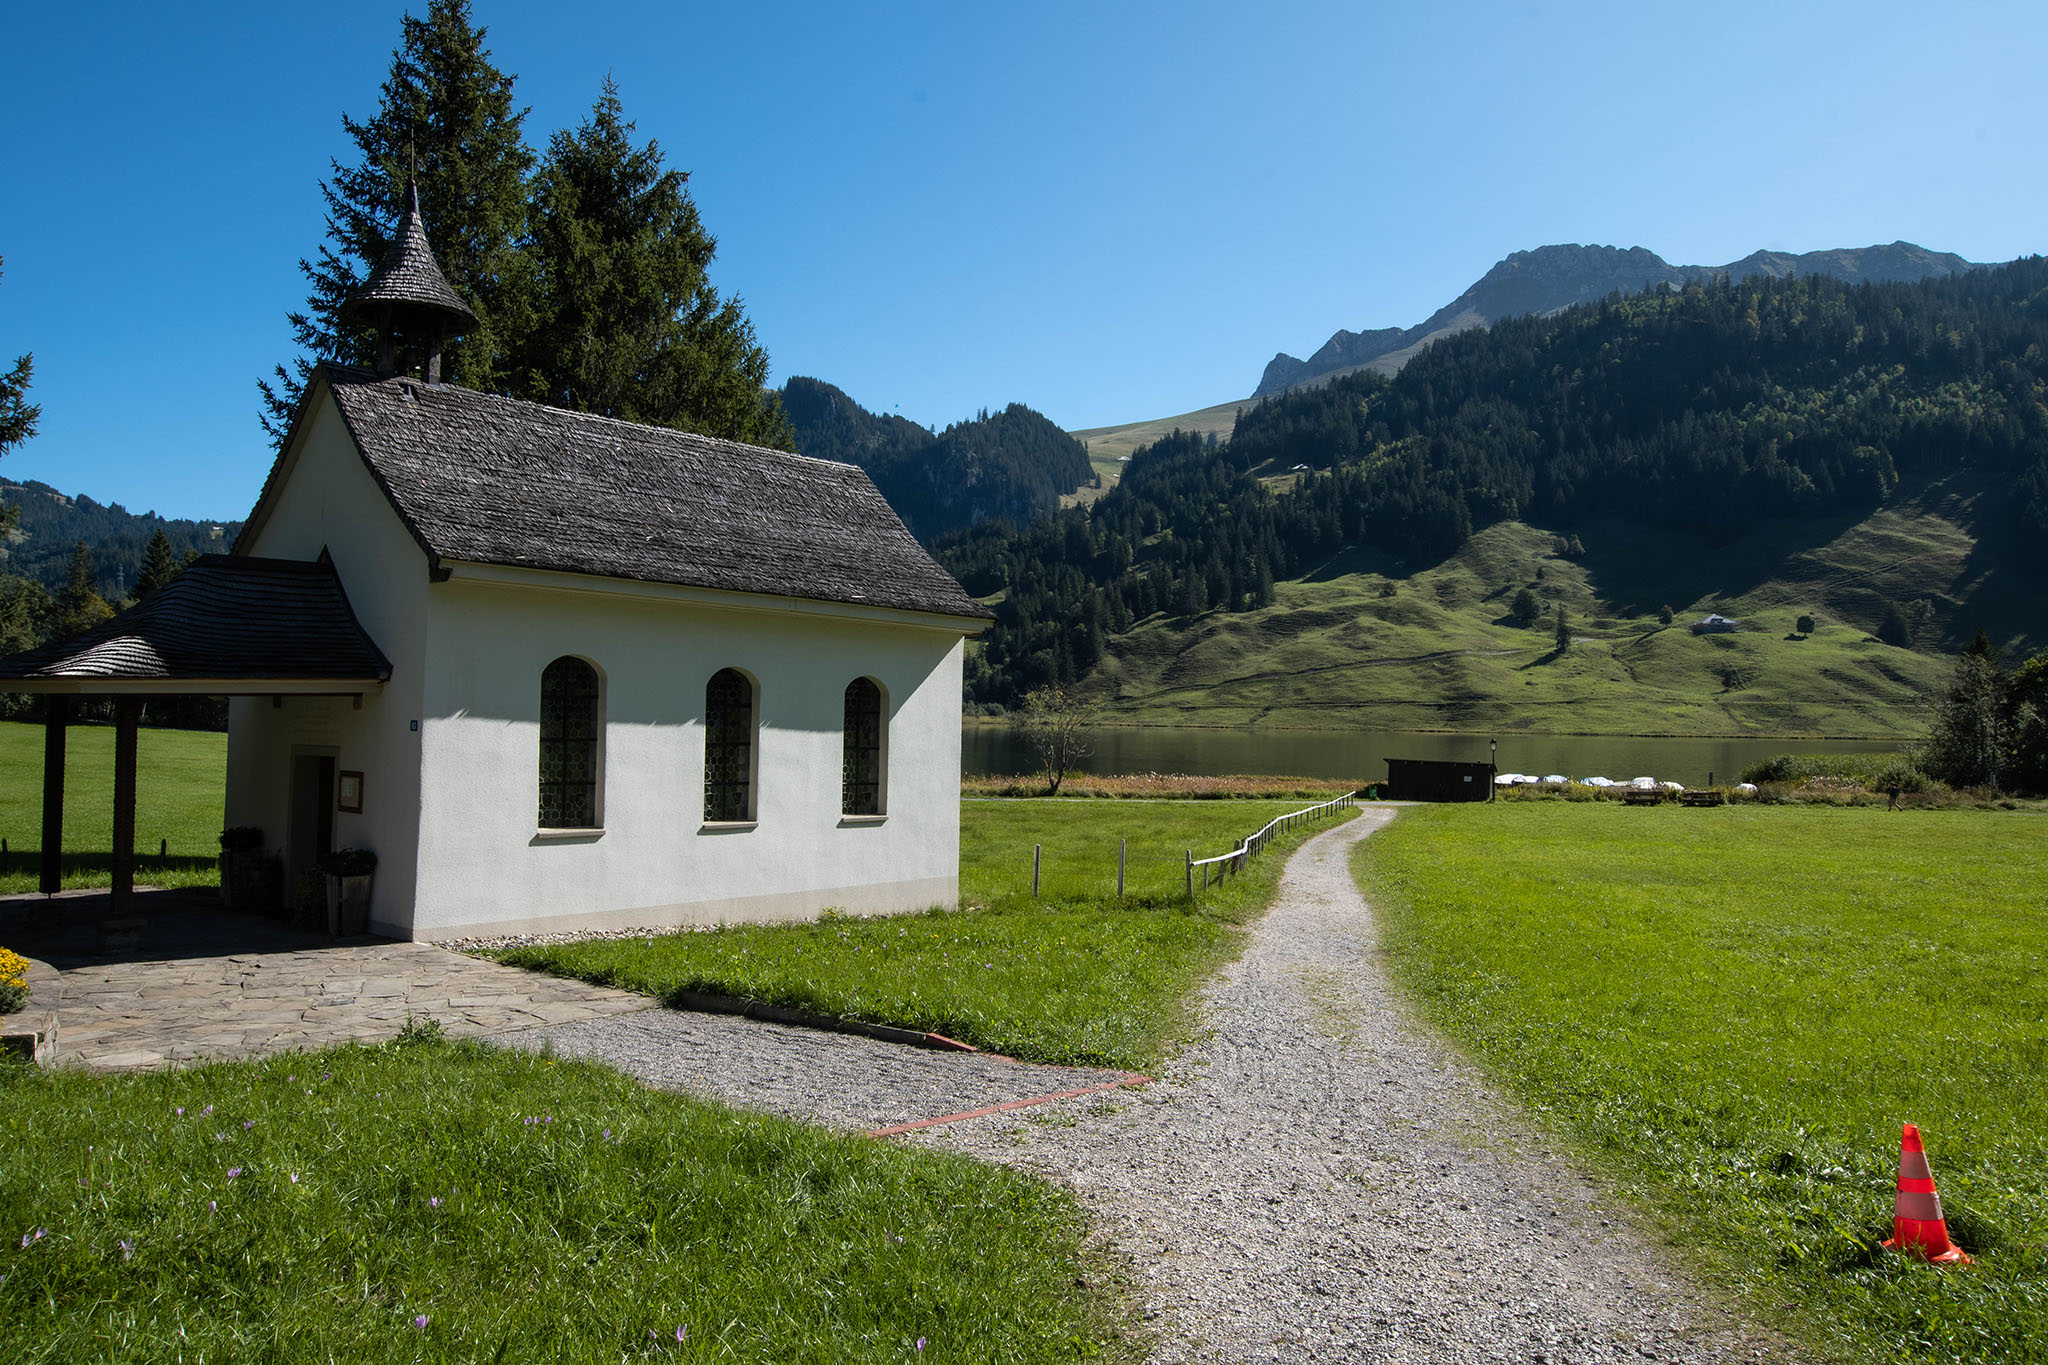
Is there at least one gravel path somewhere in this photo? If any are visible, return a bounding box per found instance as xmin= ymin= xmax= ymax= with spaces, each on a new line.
xmin=505 ymin=811 xmax=1796 ymax=1363
xmin=909 ymin=809 xmax=1797 ymax=1363
xmin=497 ymin=1008 xmax=1144 ymax=1134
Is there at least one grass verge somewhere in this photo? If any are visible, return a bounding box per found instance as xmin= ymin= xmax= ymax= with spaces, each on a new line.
xmin=1353 ymin=802 xmax=2048 ymax=1363
xmin=501 ymin=798 xmax=1353 ymax=1069
xmin=0 ymin=721 xmax=225 ymax=893
xmin=961 ymin=773 xmax=1351 ymax=799
xmin=0 ymin=1033 xmax=1128 ymax=1363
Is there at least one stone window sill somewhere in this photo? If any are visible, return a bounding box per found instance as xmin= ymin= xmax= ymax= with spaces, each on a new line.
xmin=532 ymin=828 xmax=604 ymax=844
xmin=699 ymin=820 xmax=758 ymax=833
xmin=838 ymin=814 xmax=888 ymax=826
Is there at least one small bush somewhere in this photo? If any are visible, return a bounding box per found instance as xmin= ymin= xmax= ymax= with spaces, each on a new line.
xmin=319 ymin=847 xmax=378 ymax=877
xmin=1740 ymin=753 xmax=1933 ymax=793
xmin=218 ymin=826 xmax=264 ymax=852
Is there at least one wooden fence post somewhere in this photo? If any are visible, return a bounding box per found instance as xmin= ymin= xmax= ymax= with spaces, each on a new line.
xmin=1117 ymin=839 xmax=1126 ymax=897
xmin=1032 ymin=843 xmax=1041 ymax=898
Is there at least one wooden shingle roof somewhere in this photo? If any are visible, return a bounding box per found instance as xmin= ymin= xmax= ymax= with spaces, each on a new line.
xmin=340 ymin=179 xmax=478 ymax=334
xmin=317 ymin=369 xmax=991 ymax=622
xmin=0 ymin=556 xmax=391 ymax=692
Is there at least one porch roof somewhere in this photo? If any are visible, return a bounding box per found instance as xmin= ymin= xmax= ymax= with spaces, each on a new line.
xmin=0 ymin=555 xmax=391 ymax=695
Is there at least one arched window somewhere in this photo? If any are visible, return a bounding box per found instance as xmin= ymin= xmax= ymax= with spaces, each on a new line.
xmin=539 ymin=656 xmax=601 ymax=828
xmin=704 ymin=668 xmax=756 ymax=822
xmin=842 ymin=677 xmax=884 ymax=815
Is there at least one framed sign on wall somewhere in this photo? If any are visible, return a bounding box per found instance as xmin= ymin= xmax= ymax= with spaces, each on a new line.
xmin=338 ymin=770 xmax=364 ymax=814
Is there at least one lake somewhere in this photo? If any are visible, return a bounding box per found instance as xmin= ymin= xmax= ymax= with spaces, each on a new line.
xmin=963 ymin=724 xmax=1903 ymax=789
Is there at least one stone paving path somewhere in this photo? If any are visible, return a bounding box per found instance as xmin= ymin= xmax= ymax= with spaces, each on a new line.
xmin=0 ymin=889 xmax=647 ymax=1070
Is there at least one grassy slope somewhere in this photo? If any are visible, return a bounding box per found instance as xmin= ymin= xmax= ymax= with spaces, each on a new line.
xmin=1092 ymin=479 xmax=2014 ymax=736
xmin=0 ymin=721 xmax=225 ymax=891
xmin=1 ymin=1038 xmax=1126 ymax=1363
xmin=1070 ymin=398 xmax=1247 ymax=471
xmin=502 ymin=798 xmax=1351 ymax=1069
xmin=1355 ymin=803 xmax=2048 ymax=1363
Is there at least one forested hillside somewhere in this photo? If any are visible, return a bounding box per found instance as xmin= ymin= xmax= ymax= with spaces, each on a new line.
xmin=0 ymin=479 xmax=238 ymax=596
xmin=782 ymin=377 xmax=1093 ymax=539
xmin=940 ymin=260 xmax=2048 ymax=716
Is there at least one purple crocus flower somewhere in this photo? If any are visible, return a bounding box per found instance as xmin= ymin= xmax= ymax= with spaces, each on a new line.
xmin=676 ymin=1326 xmax=687 ymax=1342
xmin=412 ymin=1314 xmax=429 ymax=1330
xmin=200 ymin=1105 xmax=213 ymax=1116
xmin=119 ymin=1237 xmax=134 ymax=1260
xmin=175 ymin=1106 xmax=185 ymax=1117
xmin=917 ymin=1337 xmax=927 ymax=1352
xmin=243 ymin=1119 xmax=255 ymax=1129
xmin=428 ymin=1196 xmax=441 ymax=1209
xmin=226 ymin=1167 xmax=242 ymax=1180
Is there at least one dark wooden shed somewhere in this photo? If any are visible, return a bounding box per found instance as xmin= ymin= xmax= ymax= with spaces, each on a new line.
xmin=1384 ymin=758 xmax=1495 ymax=803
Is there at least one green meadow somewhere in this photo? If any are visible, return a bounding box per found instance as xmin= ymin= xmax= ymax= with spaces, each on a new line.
xmin=0 ymin=720 xmax=225 ymax=892
xmin=0 ymin=1034 xmax=1128 ymax=1364
xmin=503 ymin=797 xmax=1349 ymax=1069
xmin=1354 ymin=801 xmax=2048 ymax=1363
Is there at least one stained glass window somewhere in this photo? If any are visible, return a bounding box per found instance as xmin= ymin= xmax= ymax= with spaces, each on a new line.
xmin=539 ymin=656 xmax=600 ymax=828
xmin=842 ymin=677 xmax=883 ymax=815
xmin=704 ymin=668 xmax=754 ymax=822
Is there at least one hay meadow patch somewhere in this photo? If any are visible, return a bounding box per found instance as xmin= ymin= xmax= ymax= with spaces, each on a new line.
xmin=1354 ymin=802 xmax=2048 ymax=1363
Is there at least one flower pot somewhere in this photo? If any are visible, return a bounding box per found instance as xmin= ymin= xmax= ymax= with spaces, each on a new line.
xmin=328 ymin=873 xmax=373 ymax=936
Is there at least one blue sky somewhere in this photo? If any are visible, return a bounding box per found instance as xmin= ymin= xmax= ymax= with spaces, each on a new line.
xmin=2 ymin=0 xmax=2043 ymax=521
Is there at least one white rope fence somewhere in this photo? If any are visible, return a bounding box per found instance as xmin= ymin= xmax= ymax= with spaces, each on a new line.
xmin=1186 ymin=789 xmax=1359 ymax=897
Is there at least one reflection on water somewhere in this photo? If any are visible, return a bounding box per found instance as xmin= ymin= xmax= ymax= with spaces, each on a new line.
xmin=963 ymin=724 xmax=1900 ymax=789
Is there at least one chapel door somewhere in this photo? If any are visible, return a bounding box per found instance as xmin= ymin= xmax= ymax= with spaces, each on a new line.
xmin=287 ymin=753 xmax=336 ymax=891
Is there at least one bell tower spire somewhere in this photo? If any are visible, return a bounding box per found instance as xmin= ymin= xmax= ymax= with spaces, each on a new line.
xmin=341 ymin=177 xmax=478 ymax=383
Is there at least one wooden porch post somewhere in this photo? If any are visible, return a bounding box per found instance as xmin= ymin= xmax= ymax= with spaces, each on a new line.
xmin=111 ymin=697 xmax=141 ymax=917
xmin=39 ymin=696 xmax=68 ymax=894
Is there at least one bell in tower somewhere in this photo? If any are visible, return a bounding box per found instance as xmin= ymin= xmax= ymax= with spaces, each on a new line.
xmin=340 ymin=178 xmax=478 ymax=383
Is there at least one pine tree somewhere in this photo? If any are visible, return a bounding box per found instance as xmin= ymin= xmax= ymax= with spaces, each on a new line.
xmin=1554 ymin=604 xmax=1570 ymax=653
xmin=517 ymin=78 xmax=789 ymax=448
xmin=0 ymin=255 xmax=38 ymax=459
xmin=55 ymin=543 xmax=113 ymax=640
xmin=259 ymin=0 xmax=532 ymax=442
xmin=135 ymin=529 xmax=181 ymax=599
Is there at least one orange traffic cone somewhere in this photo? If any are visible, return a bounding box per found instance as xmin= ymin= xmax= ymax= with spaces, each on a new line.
xmin=1882 ymin=1122 xmax=1971 ymax=1264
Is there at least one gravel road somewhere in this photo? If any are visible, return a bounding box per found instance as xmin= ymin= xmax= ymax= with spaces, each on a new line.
xmin=506 ymin=809 xmax=1796 ymax=1363
xmin=907 ymin=809 xmax=1797 ymax=1363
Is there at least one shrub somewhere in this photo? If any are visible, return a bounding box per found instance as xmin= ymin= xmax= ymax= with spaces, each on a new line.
xmin=319 ymin=847 xmax=378 ymax=877
xmin=218 ymin=826 xmax=264 ymax=852
xmin=1796 ymin=613 xmax=1816 ymax=635
xmin=1740 ymin=753 xmax=1933 ymax=793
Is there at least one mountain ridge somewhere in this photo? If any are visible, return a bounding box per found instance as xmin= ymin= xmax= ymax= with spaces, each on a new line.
xmin=1255 ymin=241 xmax=1983 ymax=397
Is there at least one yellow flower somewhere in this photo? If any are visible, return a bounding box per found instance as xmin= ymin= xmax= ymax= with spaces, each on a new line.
xmin=0 ymin=948 xmax=30 ymax=990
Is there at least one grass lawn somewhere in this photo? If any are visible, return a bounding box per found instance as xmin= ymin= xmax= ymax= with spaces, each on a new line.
xmin=502 ymin=798 xmax=1352 ymax=1069
xmin=1353 ymin=802 xmax=2048 ymax=1363
xmin=0 ymin=720 xmax=225 ymax=893
xmin=0 ymin=1034 xmax=1127 ymax=1364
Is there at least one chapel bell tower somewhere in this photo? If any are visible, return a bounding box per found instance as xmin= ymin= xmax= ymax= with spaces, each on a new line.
xmin=340 ymin=178 xmax=478 ymax=382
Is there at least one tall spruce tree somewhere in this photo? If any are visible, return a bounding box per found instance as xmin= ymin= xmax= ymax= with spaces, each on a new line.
xmin=135 ymin=529 xmax=181 ymax=599
xmin=259 ymin=0 xmax=532 ymax=442
xmin=0 ymin=255 xmax=38 ymax=459
xmin=516 ymin=78 xmax=789 ymax=448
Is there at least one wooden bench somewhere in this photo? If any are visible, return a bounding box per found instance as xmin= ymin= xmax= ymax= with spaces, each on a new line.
xmin=1679 ymin=790 xmax=1726 ymax=807
xmin=1623 ymin=788 xmax=1664 ymax=806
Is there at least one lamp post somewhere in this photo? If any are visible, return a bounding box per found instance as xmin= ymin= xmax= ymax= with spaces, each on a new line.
xmin=1489 ymin=736 xmax=1497 ymax=802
